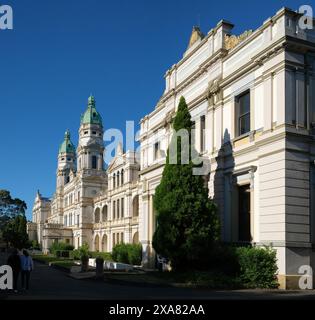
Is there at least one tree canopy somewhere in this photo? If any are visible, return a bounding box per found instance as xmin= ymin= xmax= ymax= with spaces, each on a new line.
xmin=0 ymin=189 xmax=29 ymax=248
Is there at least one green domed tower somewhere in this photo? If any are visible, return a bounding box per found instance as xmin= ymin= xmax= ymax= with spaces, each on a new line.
xmin=57 ymin=130 xmax=76 ymax=188
xmin=77 ymin=95 xmax=105 ymax=173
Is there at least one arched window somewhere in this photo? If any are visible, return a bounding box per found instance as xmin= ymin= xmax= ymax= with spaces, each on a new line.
xmin=133 ymin=232 xmax=139 ymax=244
xmin=121 ymin=169 xmax=124 ymax=185
xmin=92 ymin=155 xmax=97 ymax=169
xmin=117 ymin=171 xmax=120 ymax=187
xmin=102 ymin=205 xmax=108 ymax=221
xmin=113 ymin=174 xmax=116 ymax=189
xmin=94 ymin=208 xmax=100 ymax=223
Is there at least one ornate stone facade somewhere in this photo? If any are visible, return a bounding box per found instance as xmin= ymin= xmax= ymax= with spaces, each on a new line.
xmin=29 ymin=8 xmax=315 ymax=288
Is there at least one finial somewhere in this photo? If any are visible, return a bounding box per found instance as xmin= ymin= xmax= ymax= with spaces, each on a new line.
xmin=65 ymin=129 xmax=70 ymax=139
xmin=88 ymin=94 xmax=95 ymax=107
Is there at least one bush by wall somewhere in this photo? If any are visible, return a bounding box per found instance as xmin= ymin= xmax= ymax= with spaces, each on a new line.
xmin=112 ymin=243 xmax=142 ymax=265
xmin=236 ymin=246 xmax=279 ymax=289
xmin=49 ymin=242 xmax=74 ymax=256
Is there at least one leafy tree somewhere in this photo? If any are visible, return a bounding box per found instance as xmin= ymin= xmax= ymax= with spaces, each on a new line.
xmin=2 ymin=214 xmax=29 ymax=249
xmin=152 ymin=96 xmax=220 ymax=271
xmin=0 ymin=190 xmax=28 ymax=248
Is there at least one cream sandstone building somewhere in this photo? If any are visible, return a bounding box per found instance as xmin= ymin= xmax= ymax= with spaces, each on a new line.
xmin=29 ymin=8 xmax=315 ymax=289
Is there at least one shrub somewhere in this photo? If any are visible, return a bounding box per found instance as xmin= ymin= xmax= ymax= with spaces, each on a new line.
xmin=49 ymin=242 xmax=74 ymax=256
xmin=89 ymin=251 xmax=113 ymax=261
xmin=112 ymin=243 xmax=142 ymax=265
xmin=127 ymin=244 xmax=142 ymax=265
xmin=31 ymin=240 xmax=41 ymax=250
xmin=70 ymin=249 xmax=81 ymax=260
xmin=112 ymin=244 xmax=129 ymax=264
xmin=78 ymin=242 xmax=89 ymax=259
xmin=236 ymin=246 xmax=279 ymax=289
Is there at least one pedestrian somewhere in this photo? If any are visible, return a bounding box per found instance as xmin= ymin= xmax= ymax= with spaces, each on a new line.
xmin=7 ymin=248 xmax=22 ymax=293
xmin=20 ymin=249 xmax=34 ymax=290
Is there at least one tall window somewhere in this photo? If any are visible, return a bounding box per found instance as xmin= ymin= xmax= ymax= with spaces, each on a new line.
xmin=117 ymin=199 xmax=120 ymax=219
xmin=117 ymin=171 xmax=120 ymax=187
xmin=121 ymin=198 xmax=124 ymax=218
xmin=116 ymin=233 xmax=120 ymax=245
xmin=113 ymin=233 xmax=116 ymax=247
xmin=191 ymin=121 xmax=196 ymax=148
xmin=121 ymin=232 xmax=124 ymax=244
xmin=92 ymin=155 xmax=97 ymax=169
xmin=200 ymin=115 xmax=205 ymax=152
xmin=77 ymin=215 xmax=79 ymax=226
xmin=121 ymin=169 xmax=124 ymax=185
xmin=236 ymin=91 xmax=250 ymax=136
xmin=113 ymin=174 xmax=116 ymax=189
xmin=113 ymin=200 xmax=116 ymax=219
xmin=154 ymin=142 xmax=160 ymax=160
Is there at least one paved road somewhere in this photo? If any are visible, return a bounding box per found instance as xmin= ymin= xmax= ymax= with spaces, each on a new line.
xmin=0 ymin=260 xmax=314 ymax=300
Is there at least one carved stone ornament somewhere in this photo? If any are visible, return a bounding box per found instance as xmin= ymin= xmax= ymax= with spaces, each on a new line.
xmin=224 ymin=30 xmax=253 ymax=51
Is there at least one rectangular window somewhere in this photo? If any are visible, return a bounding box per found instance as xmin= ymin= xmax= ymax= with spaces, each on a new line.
xmin=117 ymin=199 xmax=120 ymax=219
xmin=154 ymin=142 xmax=160 ymax=160
xmin=236 ymin=91 xmax=250 ymax=136
xmin=121 ymin=198 xmax=124 ymax=218
xmin=92 ymin=155 xmax=97 ymax=169
xmin=116 ymin=233 xmax=120 ymax=245
xmin=113 ymin=233 xmax=116 ymax=247
xmin=77 ymin=215 xmax=79 ymax=227
xmin=191 ymin=121 xmax=196 ymax=148
xmin=200 ymin=115 xmax=205 ymax=152
xmin=121 ymin=232 xmax=124 ymax=243
xmin=113 ymin=201 xmax=116 ymax=219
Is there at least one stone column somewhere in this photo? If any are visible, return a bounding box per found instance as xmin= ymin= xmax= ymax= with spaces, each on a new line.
xmin=140 ymin=193 xmax=150 ymax=267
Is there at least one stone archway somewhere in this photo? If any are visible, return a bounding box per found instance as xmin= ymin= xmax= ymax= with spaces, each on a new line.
xmin=94 ymin=234 xmax=100 ymax=252
xmin=102 ymin=234 xmax=108 ymax=252
xmin=132 ymin=231 xmax=139 ymax=244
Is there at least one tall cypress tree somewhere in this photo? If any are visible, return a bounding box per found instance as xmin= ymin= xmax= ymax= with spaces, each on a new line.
xmin=152 ymin=96 xmax=219 ymax=271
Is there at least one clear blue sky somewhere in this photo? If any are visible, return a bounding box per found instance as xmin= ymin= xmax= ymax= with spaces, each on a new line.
xmin=0 ymin=0 xmax=308 ymax=219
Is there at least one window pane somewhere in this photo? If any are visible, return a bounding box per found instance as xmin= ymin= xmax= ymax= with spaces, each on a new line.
xmin=239 ymin=113 xmax=250 ymax=135
xmin=200 ymin=116 xmax=205 ymax=152
xmin=239 ymin=92 xmax=250 ymax=115
xmin=92 ymin=156 xmax=97 ymax=169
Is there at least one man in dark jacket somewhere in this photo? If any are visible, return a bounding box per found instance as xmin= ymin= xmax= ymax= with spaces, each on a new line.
xmin=7 ymin=249 xmax=21 ymax=292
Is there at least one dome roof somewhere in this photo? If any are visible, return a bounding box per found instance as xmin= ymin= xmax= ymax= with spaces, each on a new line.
xmin=80 ymin=95 xmax=103 ymax=127
xmin=59 ymin=130 xmax=75 ymax=154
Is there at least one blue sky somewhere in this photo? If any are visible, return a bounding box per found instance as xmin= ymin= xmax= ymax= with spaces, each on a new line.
xmin=0 ymin=0 xmax=308 ymax=219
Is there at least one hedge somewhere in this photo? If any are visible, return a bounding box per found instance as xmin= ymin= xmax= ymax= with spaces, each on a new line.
xmin=89 ymin=251 xmax=113 ymax=261
xmin=236 ymin=246 xmax=279 ymax=289
xmin=112 ymin=243 xmax=142 ymax=265
xmin=49 ymin=242 xmax=74 ymax=255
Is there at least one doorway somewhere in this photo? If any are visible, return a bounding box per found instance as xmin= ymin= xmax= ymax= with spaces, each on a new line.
xmin=238 ymin=184 xmax=251 ymax=242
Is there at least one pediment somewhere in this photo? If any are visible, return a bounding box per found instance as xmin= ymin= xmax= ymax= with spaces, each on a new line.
xmin=107 ymin=155 xmax=125 ymax=172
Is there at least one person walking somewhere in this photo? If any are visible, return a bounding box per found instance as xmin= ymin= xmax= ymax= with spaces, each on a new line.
xmin=7 ymin=248 xmax=22 ymax=293
xmin=20 ymin=250 xmax=34 ymax=290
